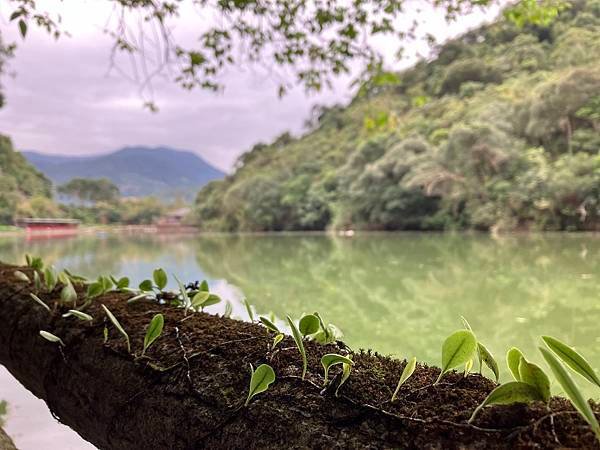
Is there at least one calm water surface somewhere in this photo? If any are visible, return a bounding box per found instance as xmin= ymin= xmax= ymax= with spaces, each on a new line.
xmin=1 ymin=232 xmax=599 ymax=448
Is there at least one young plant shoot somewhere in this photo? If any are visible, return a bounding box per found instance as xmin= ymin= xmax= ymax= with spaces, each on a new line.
xmin=142 ymin=314 xmax=164 ymax=356
xmin=39 ymin=330 xmax=65 ymax=347
xmin=101 ymin=304 xmax=130 ymax=353
xmin=435 ymin=329 xmax=477 ymax=384
xmin=245 ymin=364 xmax=276 ymax=406
xmin=287 ymin=315 xmax=308 ymax=380
xmin=321 ymin=353 xmax=354 ymax=386
xmin=392 ymin=357 xmax=417 ymax=402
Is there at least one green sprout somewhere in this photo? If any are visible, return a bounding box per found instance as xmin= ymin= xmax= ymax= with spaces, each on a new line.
xmin=392 ymin=357 xmax=417 ymax=402
xmin=39 ymin=330 xmax=65 ymax=347
xmin=62 ymin=309 xmax=93 ymax=321
xmin=321 ymin=353 xmax=354 ymax=386
xmin=286 ymin=315 xmax=308 ymax=380
xmin=101 ymin=304 xmax=130 ymax=353
xmin=435 ymin=329 xmax=477 ymax=384
xmin=245 ymin=364 xmax=276 ymax=406
xmin=541 ymin=336 xmax=600 ymax=388
xmin=29 ymin=293 xmax=50 ymax=312
xmin=142 ymin=314 xmax=164 ymax=356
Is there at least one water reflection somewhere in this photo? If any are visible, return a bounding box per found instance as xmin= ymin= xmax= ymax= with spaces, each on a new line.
xmin=0 ymin=232 xmax=599 ymax=413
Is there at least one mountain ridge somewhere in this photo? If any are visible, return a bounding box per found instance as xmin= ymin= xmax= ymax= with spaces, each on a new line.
xmin=23 ymin=146 xmax=226 ymax=201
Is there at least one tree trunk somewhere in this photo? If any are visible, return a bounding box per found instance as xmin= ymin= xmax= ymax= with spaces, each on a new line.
xmin=0 ymin=426 xmax=17 ymax=450
xmin=0 ymin=263 xmax=598 ymax=449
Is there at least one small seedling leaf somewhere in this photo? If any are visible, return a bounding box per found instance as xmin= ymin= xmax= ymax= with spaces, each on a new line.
xmin=321 ymin=353 xmax=354 ymax=385
xmin=139 ymin=279 xmax=153 ymax=292
xmin=191 ymin=291 xmax=210 ymax=308
xmin=174 ymin=275 xmax=191 ymax=313
xmin=62 ymin=309 xmax=93 ymax=321
xmin=199 ymin=280 xmax=209 ymax=291
xmin=40 ymin=330 xmax=64 ymax=346
xmin=259 ymin=316 xmax=280 ymax=333
xmin=153 ymin=269 xmax=168 ymax=290
xmin=507 ymin=347 xmax=525 ymax=381
xmin=272 ymin=333 xmax=284 ymax=349
xmin=299 ymin=314 xmax=320 ymax=336
xmin=245 ymin=364 xmax=276 ymax=406
xmin=392 ymin=356 xmax=417 ymax=401
xmin=61 ymin=281 xmax=77 ymax=306
xmin=518 ymin=357 xmax=551 ymax=403
xmin=101 ymin=304 xmax=130 ymax=353
xmin=478 ymin=342 xmax=499 ymax=382
xmin=436 ymin=329 xmax=477 ymax=383
xmin=287 ymin=315 xmax=307 ymax=380
xmin=44 ymin=266 xmax=57 ymax=292
xmin=542 ymin=336 xmax=600 ymax=388
xmin=243 ymin=298 xmax=255 ymax=322
xmin=116 ymin=277 xmax=130 ymax=289
xmin=29 ymin=293 xmax=50 ymax=312
xmin=469 ymin=381 xmax=543 ymax=423
xmin=142 ymin=314 xmax=164 ymax=356
xmin=464 ymin=358 xmax=474 ymax=377
xmin=540 ymin=347 xmax=600 ymax=441
xmin=87 ymin=281 xmax=104 ymax=299
xmin=336 ymin=361 xmax=352 ymax=397
xmin=14 ymin=270 xmax=30 ymax=282
xmin=223 ymin=300 xmax=233 ymax=318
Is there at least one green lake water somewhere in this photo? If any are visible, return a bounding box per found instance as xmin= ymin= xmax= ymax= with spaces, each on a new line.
xmin=1 ymin=232 xmax=599 ymax=448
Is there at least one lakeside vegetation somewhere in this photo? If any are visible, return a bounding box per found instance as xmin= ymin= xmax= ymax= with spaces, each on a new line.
xmin=194 ymin=0 xmax=600 ymax=232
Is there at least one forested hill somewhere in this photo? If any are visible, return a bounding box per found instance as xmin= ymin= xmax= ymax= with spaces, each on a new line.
xmin=0 ymin=135 xmax=55 ymax=224
xmin=24 ymin=147 xmax=225 ymax=201
xmin=194 ymin=0 xmax=600 ymax=232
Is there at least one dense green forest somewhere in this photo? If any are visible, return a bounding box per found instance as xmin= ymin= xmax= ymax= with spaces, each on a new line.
xmin=194 ymin=0 xmax=600 ymax=232
xmin=0 ymin=135 xmax=56 ymax=223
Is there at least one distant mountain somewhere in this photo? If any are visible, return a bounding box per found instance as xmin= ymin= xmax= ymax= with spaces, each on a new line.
xmin=22 ymin=146 xmax=226 ymax=201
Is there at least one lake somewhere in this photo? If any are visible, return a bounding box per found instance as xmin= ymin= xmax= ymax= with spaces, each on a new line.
xmin=1 ymin=231 xmax=599 ymax=449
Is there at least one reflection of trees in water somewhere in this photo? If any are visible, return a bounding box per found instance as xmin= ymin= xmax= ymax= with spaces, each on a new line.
xmin=0 ymin=234 xmax=192 ymax=277
xmin=194 ymin=233 xmax=600 ymax=382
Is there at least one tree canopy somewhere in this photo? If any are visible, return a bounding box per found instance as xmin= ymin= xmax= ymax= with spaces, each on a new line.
xmin=1 ymin=0 xmax=568 ymax=108
xmin=58 ymin=178 xmax=121 ymax=204
xmin=193 ymin=0 xmax=600 ymax=232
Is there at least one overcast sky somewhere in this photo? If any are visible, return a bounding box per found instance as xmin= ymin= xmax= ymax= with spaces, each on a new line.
xmin=0 ymin=1 xmax=500 ymax=172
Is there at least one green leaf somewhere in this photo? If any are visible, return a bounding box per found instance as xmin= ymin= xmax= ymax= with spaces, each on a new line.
xmin=540 ymin=347 xmax=600 ymax=441
xmin=469 ymin=381 xmax=544 ymax=423
xmin=101 ymin=304 xmax=130 ymax=353
xmin=518 ymin=357 xmax=551 ymax=403
xmin=142 ymin=314 xmax=164 ymax=356
xmin=223 ymin=300 xmax=233 ymax=318
xmin=392 ymin=356 xmax=417 ymax=401
xmin=321 ymin=353 xmax=354 ymax=385
xmin=116 ymin=277 xmax=130 ymax=289
xmin=33 ymin=271 xmax=42 ymax=292
xmin=18 ymin=19 xmax=27 ymax=38
xmin=191 ymin=291 xmax=210 ymax=308
xmin=139 ymin=279 xmax=153 ymax=292
xmin=272 ymin=333 xmax=284 ymax=349
xmin=40 ymin=330 xmax=64 ymax=346
xmin=478 ymin=342 xmax=499 ymax=382
xmin=44 ymin=266 xmax=57 ymax=292
xmin=153 ymin=269 xmax=168 ymax=290
xmin=287 ymin=315 xmax=308 ymax=380
xmin=13 ymin=270 xmax=30 ymax=282
xmin=174 ymin=275 xmax=190 ymax=313
xmin=259 ymin=316 xmax=280 ymax=333
xmin=62 ymin=309 xmax=93 ymax=321
xmin=61 ymin=281 xmax=77 ymax=306
xmin=29 ymin=293 xmax=50 ymax=312
xmin=243 ymin=298 xmax=255 ymax=321
xmin=202 ymin=294 xmax=221 ymax=308
xmin=336 ymin=361 xmax=352 ymax=397
xmin=99 ymin=276 xmax=113 ymax=293
xmin=299 ymin=314 xmax=320 ymax=336
xmin=435 ymin=329 xmax=477 ymax=383
xmin=245 ymin=364 xmax=276 ymax=406
xmin=10 ymin=10 xmax=24 ymax=21
xmin=199 ymin=280 xmax=209 ymax=291
xmin=506 ymin=347 xmax=525 ymax=381
xmin=87 ymin=281 xmax=104 ymax=299
xmin=542 ymin=336 xmax=600 ymax=388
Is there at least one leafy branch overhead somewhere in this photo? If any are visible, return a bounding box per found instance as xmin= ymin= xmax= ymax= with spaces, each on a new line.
xmin=4 ymin=0 xmax=569 ymax=106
